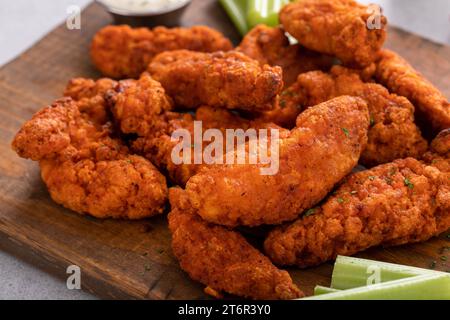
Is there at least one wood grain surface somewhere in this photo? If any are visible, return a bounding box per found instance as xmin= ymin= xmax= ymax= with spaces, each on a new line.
xmin=0 ymin=0 xmax=449 ymax=299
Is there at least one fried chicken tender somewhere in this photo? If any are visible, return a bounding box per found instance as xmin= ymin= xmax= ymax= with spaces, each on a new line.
xmin=135 ymin=107 xmax=286 ymax=186
xmin=91 ymin=25 xmax=233 ymax=79
xmin=148 ymin=50 xmax=283 ymax=111
xmin=265 ymin=133 xmax=450 ymax=267
xmin=110 ymin=73 xmax=173 ymax=137
xmin=168 ymin=188 xmax=303 ymax=300
xmin=273 ymin=66 xmax=428 ymax=166
xmin=64 ymin=77 xmax=117 ymax=124
xmin=237 ymin=25 xmax=334 ymax=87
xmin=12 ymin=98 xmax=168 ymax=219
xmin=280 ymin=0 xmax=387 ymax=67
xmin=104 ymin=73 xmax=275 ymax=185
xmin=375 ymin=49 xmax=450 ymax=132
xmin=185 ymin=96 xmax=370 ymax=227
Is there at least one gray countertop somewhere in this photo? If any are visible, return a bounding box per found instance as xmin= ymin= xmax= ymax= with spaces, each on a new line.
xmin=0 ymin=0 xmax=449 ymax=300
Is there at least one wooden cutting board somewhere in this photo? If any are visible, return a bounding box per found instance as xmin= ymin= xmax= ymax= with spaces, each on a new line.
xmin=0 ymin=1 xmax=449 ymax=299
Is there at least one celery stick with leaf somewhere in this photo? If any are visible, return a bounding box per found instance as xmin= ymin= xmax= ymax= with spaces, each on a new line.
xmin=219 ymin=0 xmax=249 ymax=35
xmin=247 ymin=0 xmax=290 ymax=28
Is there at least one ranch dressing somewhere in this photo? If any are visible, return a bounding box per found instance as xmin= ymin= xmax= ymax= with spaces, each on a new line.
xmin=99 ymin=0 xmax=191 ymax=14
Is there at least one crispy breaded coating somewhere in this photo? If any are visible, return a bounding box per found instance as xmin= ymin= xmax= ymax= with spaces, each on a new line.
xmin=64 ymin=77 xmax=117 ymax=124
xmin=12 ymin=98 xmax=167 ymax=219
xmin=110 ymin=73 xmax=173 ymax=137
xmin=280 ymin=0 xmax=386 ymax=67
xmin=237 ymin=25 xmax=334 ymax=87
xmin=274 ymin=66 xmax=428 ymax=166
xmin=105 ymin=73 xmax=275 ymax=185
xmin=375 ymin=49 xmax=450 ymax=132
xmin=254 ymin=64 xmax=377 ymax=129
xmin=148 ymin=50 xmax=283 ymax=111
xmin=168 ymin=188 xmax=303 ymax=300
xmin=265 ymin=144 xmax=450 ymax=267
xmin=131 ymin=105 xmax=283 ymax=186
xmin=185 ymin=96 xmax=370 ymax=227
xmin=91 ymin=25 xmax=233 ymax=78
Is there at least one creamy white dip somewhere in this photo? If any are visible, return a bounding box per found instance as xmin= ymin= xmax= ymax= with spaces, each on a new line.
xmin=98 ymin=0 xmax=190 ymax=14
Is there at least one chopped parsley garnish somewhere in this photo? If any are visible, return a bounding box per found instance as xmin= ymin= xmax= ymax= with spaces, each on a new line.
xmin=305 ymin=208 xmax=316 ymax=217
xmin=337 ymin=197 xmax=344 ymax=204
xmin=280 ymin=100 xmax=287 ymax=108
xmin=404 ymin=178 xmax=414 ymax=189
xmin=368 ymin=176 xmax=376 ymax=181
xmin=369 ymin=116 xmax=375 ymax=127
xmin=430 ymin=261 xmax=437 ymax=269
xmin=389 ymin=167 xmax=397 ymax=176
xmin=441 ymin=256 xmax=448 ymax=261
xmin=282 ymin=90 xmax=295 ymax=97
xmin=341 ymin=127 xmax=350 ymax=137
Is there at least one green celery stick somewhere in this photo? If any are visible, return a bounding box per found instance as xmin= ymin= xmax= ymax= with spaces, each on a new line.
xmin=314 ymin=286 xmax=340 ymax=295
xmin=246 ymin=0 xmax=290 ymax=29
xmin=299 ymin=274 xmax=450 ymax=300
xmin=331 ymin=255 xmax=447 ymax=290
xmin=220 ymin=0 xmax=249 ymax=35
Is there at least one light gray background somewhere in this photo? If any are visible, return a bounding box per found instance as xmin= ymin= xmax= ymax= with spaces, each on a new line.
xmin=0 ymin=0 xmax=449 ymax=300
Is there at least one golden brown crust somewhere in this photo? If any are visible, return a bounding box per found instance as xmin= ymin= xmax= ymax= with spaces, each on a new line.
xmin=280 ymin=0 xmax=386 ymax=67
xmin=90 ymin=25 xmax=233 ymax=79
xmin=185 ymin=96 xmax=369 ymax=227
xmin=64 ymin=77 xmax=118 ymax=125
xmin=111 ymin=73 xmax=173 ymax=137
xmin=168 ymin=188 xmax=303 ymax=300
xmin=375 ymin=49 xmax=450 ymax=132
xmin=237 ymin=24 xmax=334 ymax=87
xmin=12 ymin=98 xmax=168 ymax=219
xmin=148 ymin=50 xmax=283 ymax=111
xmin=131 ymin=105 xmax=282 ymax=186
xmin=265 ymin=155 xmax=450 ymax=268
xmin=273 ymin=66 xmax=428 ymax=166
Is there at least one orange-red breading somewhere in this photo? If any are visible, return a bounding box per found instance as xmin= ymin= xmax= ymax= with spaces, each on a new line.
xmin=237 ymin=24 xmax=334 ymax=87
xmin=11 ymin=98 xmax=168 ymax=219
xmin=168 ymin=188 xmax=303 ymax=300
xmin=105 ymin=73 xmax=277 ymax=185
xmin=185 ymin=96 xmax=370 ymax=227
xmin=64 ymin=77 xmax=118 ymax=124
xmin=272 ymin=66 xmax=428 ymax=166
xmin=264 ymin=134 xmax=450 ymax=267
xmin=280 ymin=0 xmax=387 ymax=67
xmin=110 ymin=73 xmax=173 ymax=137
xmin=148 ymin=50 xmax=283 ymax=111
xmin=91 ymin=25 xmax=233 ymax=79
xmin=134 ymin=107 xmax=286 ymax=186
xmin=375 ymin=49 xmax=450 ymax=132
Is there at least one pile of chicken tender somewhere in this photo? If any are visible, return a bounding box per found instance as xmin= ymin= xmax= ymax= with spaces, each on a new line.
xmin=12 ymin=0 xmax=450 ymax=299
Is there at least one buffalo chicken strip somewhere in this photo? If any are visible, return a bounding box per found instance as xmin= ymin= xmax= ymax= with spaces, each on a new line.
xmin=185 ymin=96 xmax=370 ymax=227
xmin=280 ymin=0 xmax=386 ymax=67
xmin=12 ymin=97 xmax=168 ymax=219
xmin=148 ymin=50 xmax=283 ymax=111
xmin=64 ymin=77 xmax=118 ymax=124
xmin=108 ymin=74 xmax=284 ymax=186
xmin=265 ymin=131 xmax=450 ymax=268
xmin=375 ymin=49 xmax=450 ymax=132
xmin=168 ymin=188 xmax=303 ymax=300
xmin=268 ymin=66 xmax=428 ymax=166
xmin=237 ymin=24 xmax=334 ymax=87
xmin=91 ymin=25 xmax=233 ymax=79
